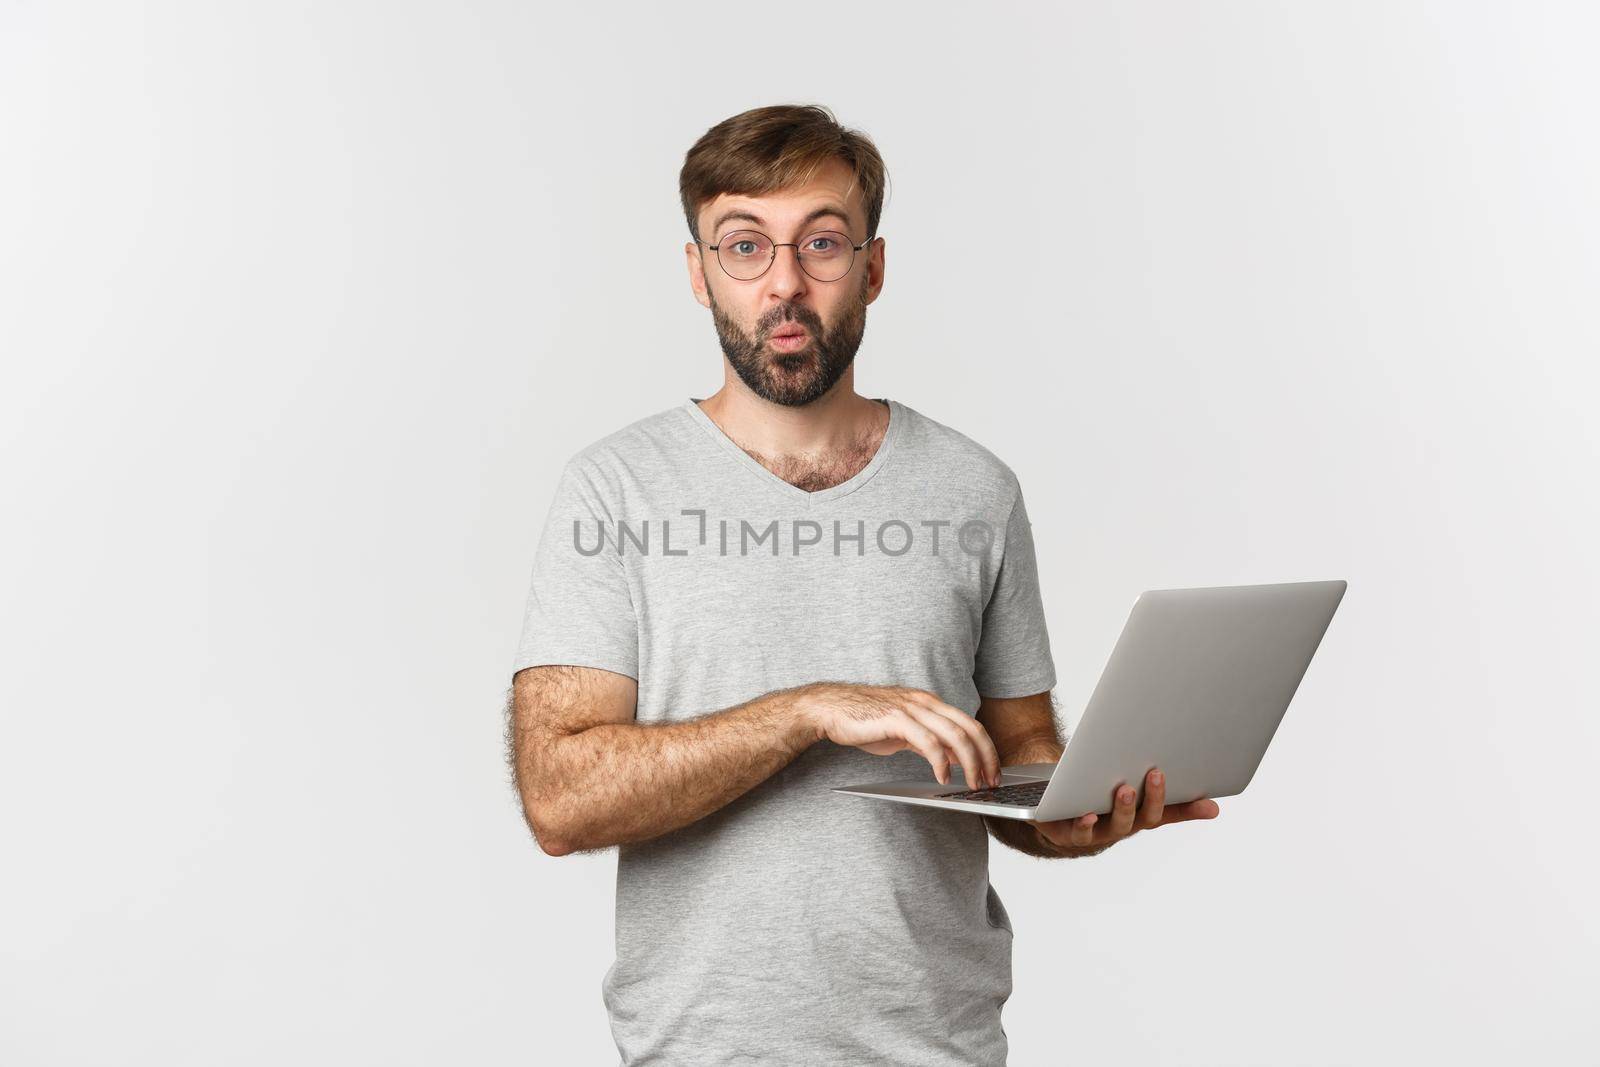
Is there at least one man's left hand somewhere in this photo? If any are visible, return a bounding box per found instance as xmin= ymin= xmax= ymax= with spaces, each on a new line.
xmin=1034 ymin=767 xmax=1220 ymax=857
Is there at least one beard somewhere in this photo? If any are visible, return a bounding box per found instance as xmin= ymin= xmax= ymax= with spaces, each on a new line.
xmin=709 ymin=277 xmax=870 ymax=407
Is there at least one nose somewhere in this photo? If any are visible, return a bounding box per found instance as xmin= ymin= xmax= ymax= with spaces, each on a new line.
xmin=763 ymin=243 xmax=809 ymax=302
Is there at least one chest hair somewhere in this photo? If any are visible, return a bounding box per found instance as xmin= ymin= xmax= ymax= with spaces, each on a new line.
xmin=736 ymin=405 xmax=889 ymax=493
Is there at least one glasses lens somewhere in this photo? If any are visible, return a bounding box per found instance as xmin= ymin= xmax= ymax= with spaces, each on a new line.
xmin=714 ymin=230 xmax=860 ymax=281
xmin=797 ymin=231 xmax=854 ymax=282
xmin=717 ymin=230 xmax=773 ymax=280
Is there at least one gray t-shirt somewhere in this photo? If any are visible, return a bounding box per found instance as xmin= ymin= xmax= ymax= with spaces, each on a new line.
xmin=512 ymin=396 xmax=1057 ymax=1066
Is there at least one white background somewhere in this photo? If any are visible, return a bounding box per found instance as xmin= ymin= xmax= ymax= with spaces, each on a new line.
xmin=3 ymin=2 xmax=1596 ymax=1064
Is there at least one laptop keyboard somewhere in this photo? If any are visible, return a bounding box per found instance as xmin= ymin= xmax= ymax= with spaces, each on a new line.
xmin=936 ymin=780 xmax=1049 ymax=806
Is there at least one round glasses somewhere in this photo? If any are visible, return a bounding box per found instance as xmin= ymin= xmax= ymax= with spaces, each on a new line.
xmin=701 ymin=229 xmax=873 ymax=283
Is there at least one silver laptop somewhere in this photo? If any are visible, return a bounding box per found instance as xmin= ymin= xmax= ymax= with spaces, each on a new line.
xmin=833 ymin=579 xmax=1347 ymax=821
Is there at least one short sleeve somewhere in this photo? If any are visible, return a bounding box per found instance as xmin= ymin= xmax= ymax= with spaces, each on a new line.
xmin=511 ymin=456 xmax=640 ymax=680
xmin=972 ymin=480 xmax=1057 ymax=698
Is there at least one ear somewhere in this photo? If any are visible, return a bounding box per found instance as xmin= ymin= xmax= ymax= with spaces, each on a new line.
xmin=686 ymin=241 xmax=712 ymax=309
xmin=862 ymin=236 xmax=885 ymax=306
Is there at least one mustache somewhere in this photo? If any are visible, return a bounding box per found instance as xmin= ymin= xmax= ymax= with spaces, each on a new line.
xmin=759 ymin=307 xmax=823 ymax=337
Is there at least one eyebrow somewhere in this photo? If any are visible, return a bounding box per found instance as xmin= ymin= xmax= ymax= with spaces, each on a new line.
xmin=710 ymin=204 xmax=855 ymax=239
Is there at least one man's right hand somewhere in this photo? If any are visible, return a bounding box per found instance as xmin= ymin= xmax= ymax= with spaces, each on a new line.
xmin=795 ymin=683 xmax=1002 ymax=790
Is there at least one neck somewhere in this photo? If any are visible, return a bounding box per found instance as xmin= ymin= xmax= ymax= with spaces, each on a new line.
xmin=695 ymin=376 xmax=886 ymax=460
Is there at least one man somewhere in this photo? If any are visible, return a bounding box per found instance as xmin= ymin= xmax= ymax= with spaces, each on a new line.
xmin=507 ymin=103 xmax=1219 ymax=1066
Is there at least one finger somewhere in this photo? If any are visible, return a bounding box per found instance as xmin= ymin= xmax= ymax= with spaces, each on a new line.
xmin=913 ymin=693 xmax=1003 ymax=787
xmin=1159 ymin=798 xmax=1221 ymax=824
xmin=896 ymin=716 xmax=950 ymax=784
xmin=1138 ymin=767 xmax=1165 ymax=829
xmin=1071 ymin=813 xmax=1096 ymax=848
xmin=903 ymin=704 xmax=986 ymax=791
xmin=1107 ymin=783 xmax=1138 ymax=838
xmin=919 ymin=699 xmax=1001 ymax=787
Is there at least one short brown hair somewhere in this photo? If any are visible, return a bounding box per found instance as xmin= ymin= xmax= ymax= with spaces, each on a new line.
xmin=679 ymin=103 xmax=890 ymax=244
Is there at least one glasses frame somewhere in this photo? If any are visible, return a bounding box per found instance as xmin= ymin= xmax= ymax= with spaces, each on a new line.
xmin=699 ymin=228 xmax=875 ymax=283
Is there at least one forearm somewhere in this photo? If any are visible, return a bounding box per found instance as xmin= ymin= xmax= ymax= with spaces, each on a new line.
xmin=527 ymin=684 xmax=820 ymax=855
xmin=986 ymin=814 xmax=1074 ymax=859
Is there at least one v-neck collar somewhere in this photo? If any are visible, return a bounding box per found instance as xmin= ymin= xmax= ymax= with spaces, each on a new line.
xmin=681 ymin=396 xmax=904 ymax=506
